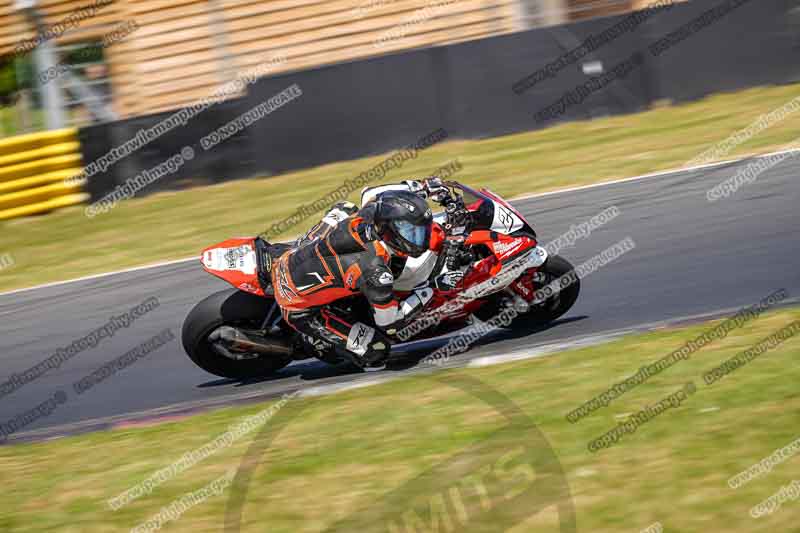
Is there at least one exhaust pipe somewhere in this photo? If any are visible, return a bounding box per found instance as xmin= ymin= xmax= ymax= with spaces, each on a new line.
xmin=209 ymin=326 xmax=293 ymax=361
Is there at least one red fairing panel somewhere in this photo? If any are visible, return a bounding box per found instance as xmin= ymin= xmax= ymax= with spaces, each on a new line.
xmin=465 ymin=230 xmax=536 ymax=264
xmin=489 ymin=235 xmax=536 ymax=262
xmin=201 ymin=237 xmax=265 ymax=296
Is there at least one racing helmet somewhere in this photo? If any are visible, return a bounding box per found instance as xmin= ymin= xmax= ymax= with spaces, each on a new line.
xmin=373 ymin=190 xmax=432 ymax=257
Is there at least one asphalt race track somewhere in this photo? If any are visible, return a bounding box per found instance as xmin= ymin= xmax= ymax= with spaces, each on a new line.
xmin=1 ymin=154 xmax=798 ymax=442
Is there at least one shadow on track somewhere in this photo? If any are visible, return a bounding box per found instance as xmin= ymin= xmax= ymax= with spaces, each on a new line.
xmin=198 ymin=314 xmax=588 ymax=387
xmin=195 ymin=359 xmax=362 ymax=388
xmin=386 ymin=314 xmax=588 ymax=369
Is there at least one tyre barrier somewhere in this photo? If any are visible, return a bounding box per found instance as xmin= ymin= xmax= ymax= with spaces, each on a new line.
xmin=0 ymin=128 xmax=87 ymax=221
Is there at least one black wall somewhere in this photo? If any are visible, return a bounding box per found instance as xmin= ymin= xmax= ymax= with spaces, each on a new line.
xmin=645 ymin=0 xmax=799 ymax=102
xmin=81 ymin=0 xmax=799 ymax=201
xmin=246 ymin=50 xmax=442 ymax=175
xmin=80 ymin=98 xmax=257 ymax=200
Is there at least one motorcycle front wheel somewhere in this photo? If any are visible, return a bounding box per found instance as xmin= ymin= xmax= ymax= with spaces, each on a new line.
xmin=522 ymin=254 xmax=581 ymax=323
xmin=474 ymin=254 xmax=580 ymax=327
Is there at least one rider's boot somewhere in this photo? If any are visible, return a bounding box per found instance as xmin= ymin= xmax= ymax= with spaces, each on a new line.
xmin=286 ymin=309 xmax=391 ymax=370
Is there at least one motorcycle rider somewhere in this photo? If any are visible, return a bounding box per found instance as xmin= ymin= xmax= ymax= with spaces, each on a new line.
xmin=270 ymin=180 xmax=459 ymax=369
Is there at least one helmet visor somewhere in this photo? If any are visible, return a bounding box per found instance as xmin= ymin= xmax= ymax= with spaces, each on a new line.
xmin=394 ymin=220 xmax=429 ymax=249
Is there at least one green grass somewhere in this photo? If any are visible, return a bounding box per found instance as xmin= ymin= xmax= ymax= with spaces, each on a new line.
xmin=2 ymin=82 xmax=800 ymax=292
xmin=0 ymin=307 xmax=798 ymax=532
xmin=0 ymin=106 xmax=46 ymax=138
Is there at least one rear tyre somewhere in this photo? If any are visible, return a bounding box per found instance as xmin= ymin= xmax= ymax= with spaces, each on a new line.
xmin=182 ymin=289 xmax=291 ymax=379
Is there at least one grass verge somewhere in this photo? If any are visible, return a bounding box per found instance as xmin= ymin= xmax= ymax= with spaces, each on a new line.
xmin=2 ymin=83 xmax=800 ymax=292
xmin=0 ymin=307 xmax=798 ymax=532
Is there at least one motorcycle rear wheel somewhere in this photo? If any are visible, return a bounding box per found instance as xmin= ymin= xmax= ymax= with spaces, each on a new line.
xmin=182 ymin=289 xmax=292 ymax=379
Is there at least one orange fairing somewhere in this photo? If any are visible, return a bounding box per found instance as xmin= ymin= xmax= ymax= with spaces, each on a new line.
xmin=201 ymin=237 xmax=264 ymax=296
xmin=429 ymin=222 xmax=445 ymax=253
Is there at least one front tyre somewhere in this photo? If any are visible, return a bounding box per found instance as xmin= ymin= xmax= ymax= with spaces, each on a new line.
xmin=472 ymin=254 xmax=580 ymax=327
xmin=182 ymin=289 xmax=291 ymax=379
xmin=523 ymin=254 xmax=580 ymax=323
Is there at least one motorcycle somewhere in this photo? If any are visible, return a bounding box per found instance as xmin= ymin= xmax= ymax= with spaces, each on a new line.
xmin=182 ymin=180 xmax=580 ymax=378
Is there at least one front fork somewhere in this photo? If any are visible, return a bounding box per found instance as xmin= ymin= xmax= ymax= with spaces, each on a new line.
xmin=506 ymin=245 xmax=549 ymax=309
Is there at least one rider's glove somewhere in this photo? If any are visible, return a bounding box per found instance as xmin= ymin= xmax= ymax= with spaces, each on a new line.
xmin=331 ymin=201 xmax=358 ymax=215
xmin=402 ymin=180 xmax=428 ymax=198
xmin=423 ymin=177 xmax=450 ymax=202
xmin=321 ymin=201 xmax=358 ymax=226
xmin=433 ymin=269 xmax=464 ymax=291
xmin=424 ymin=177 xmax=445 ymax=190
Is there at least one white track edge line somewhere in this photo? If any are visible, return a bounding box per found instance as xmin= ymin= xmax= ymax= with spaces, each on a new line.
xmin=0 ymin=256 xmax=199 ymax=298
xmin=3 ymin=147 xmax=798 ymax=298
xmin=509 ymin=147 xmax=800 ymax=202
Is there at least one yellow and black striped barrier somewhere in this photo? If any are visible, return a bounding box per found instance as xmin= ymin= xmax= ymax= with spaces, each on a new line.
xmin=0 ymin=128 xmax=87 ymax=221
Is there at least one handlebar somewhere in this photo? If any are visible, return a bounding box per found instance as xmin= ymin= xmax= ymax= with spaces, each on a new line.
xmin=403 ymin=178 xmax=471 ymax=236
xmin=422 ymin=179 xmax=470 ymax=236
